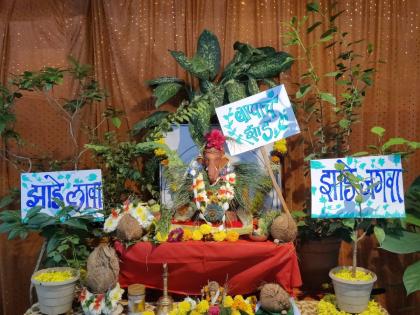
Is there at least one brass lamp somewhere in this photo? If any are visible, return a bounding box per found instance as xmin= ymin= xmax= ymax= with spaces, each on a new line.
xmin=156 ymin=263 xmax=174 ymax=315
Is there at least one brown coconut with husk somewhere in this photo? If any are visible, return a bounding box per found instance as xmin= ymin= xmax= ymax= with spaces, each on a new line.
xmin=86 ymin=244 xmax=120 ymax=293
xmin=116 ymin=214 xmax=143 ymax=241
xmin=259 ymin=283 xmax=291 ymax=313
xmin=270 ymin=213 xmax=297 ymax=243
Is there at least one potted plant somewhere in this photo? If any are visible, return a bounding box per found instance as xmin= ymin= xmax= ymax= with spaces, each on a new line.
xmin=31 ymin=267 xmax=79 ymax=315
xmin=281 ymin=1 xmax=377 ymax=290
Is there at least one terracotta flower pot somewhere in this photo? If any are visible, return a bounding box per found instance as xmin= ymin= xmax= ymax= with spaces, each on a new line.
xmin=298 ymin=237 xmax=341 ymax=290
xmin=329 ymin=266 xmax=377 ymax=313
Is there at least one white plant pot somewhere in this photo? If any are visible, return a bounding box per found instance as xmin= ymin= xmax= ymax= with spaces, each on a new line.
xmin=31 ymin=267 xmax=79 ymax=315
xmin=329 ymin=266 xmax=377 ymax=313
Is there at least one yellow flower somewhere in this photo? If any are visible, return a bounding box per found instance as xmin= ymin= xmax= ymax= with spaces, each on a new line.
xmin=226 ymin=231 xmax=239 ymax=242
xmin=231 ymin=311 xmax=241 ymax=315
xmin=334 ymin=268 xmax=373 ymax=281
xmin=199 ymin=224 xmax=212 ymax=235
xmin=213 ymin=231 xmax=226 ymax=242
xmin=156 ymin=138 xmax=165 ymax=144
xmin=168 ymin=309 xmax=178 ymax=315
xmin=155 ymin=232 xmax=168 ymax=243
xmin=223 ymin=296 xmax=234 ymax=308
xmin=154 ymin=148 xmax=166 ymax=157
xmin=33 ymin=270 xmax=74 ymax=282
xmin=196 ymin=300 xmax=209 ymax=313
xmin=183 ymin=229 xmax=193 ymax=241
xmin=143 ymin=311 xmax=155 ymax=315
xmin=192 ymin=230 xmax=203 ymax=241
xmin=178 ymin=301 xmax=191 ymax=313
xmin=273 ymin=139 xmax=287 ymax=154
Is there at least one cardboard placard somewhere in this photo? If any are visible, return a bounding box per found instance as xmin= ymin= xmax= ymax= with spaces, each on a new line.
xmin=310 ymin=155 xmax=405 ymax=218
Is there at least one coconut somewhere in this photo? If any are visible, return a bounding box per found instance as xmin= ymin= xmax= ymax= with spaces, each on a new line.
xmin=259 ymin=283 xmax=291 ymax=313
xmin=270 ymin=213 xmax=297 ymax=243
xmin=116 ymin=214 xmax=143 ymax=241
xmin=86 ymin=244 xmax=120 ymax=293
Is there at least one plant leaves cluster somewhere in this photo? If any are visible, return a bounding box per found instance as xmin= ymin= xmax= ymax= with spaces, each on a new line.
xmin=134 ymin=29 xmax=293 ymax=148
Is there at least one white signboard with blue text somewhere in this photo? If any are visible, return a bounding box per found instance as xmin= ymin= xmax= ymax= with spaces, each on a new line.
xmin=21 ymin=169 xmax=103 ymax=219
xmin=215 ymin=85 xmax=300 ymax=155
xmin=310 ymin=155 xmax=405 ymax=218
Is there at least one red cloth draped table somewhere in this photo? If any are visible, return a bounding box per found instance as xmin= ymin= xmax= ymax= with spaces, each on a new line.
xmin=115 ymin=240 xmax=302 ymax=295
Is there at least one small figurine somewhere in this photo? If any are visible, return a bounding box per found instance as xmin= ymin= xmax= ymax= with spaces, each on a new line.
xmin=201 ymin=281 xmax=226 ymax=305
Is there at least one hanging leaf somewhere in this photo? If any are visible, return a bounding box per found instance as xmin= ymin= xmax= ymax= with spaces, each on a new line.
xmin=196 ymin=30 xmax=221 ymax=80
xmin=382 ymin=138 xmax=408 ymax=151
xmin=325 ymin=71 xmax=341 ymax=77
xmin=380 ymin=231 xmax=420 ymax=254
xmin=338 ymin=119 xmax=351 ymax=129
xmin=132 ymin=111 xmax=169 ymax=134
xmin=352 ymin=151 xmax=369 ymax=157
xmin=320 ymin=34 xmax=333 ymax=42
xmin=403 ymin=261 xmax=420 ymax=295
xmin=247 ymin=52 xmax=293 ymax=79
xmin=319 ymin=92 xmax=336 ymax=105
xmin=153 ymin=83 xmax=182 ymax=108
xmin=367 ymin=43 xmax=374 ymax=54
xmin=296 ymin=84 xmax=312 ymax=99
xmin=307 ymin=21 xmax=322 ymax=33
xmin=370 ymin=126 xmax=385 ymax=137
xmin=111 ymin=117 xmax=121 ymax=128
xmin=306 ymin=2 xmax=319 ymax=12
xmin=374 ymin=226 xmax=385 ymax=244
xmin=247 ymin=77 xmax=260 ymax=95
xmin=225 ymin=80 xmax=247 ymax=102
xmin=146 ymin=77 xmax=184 ymax=86
xmin=329 ymin=10 xmax=346 ymax=22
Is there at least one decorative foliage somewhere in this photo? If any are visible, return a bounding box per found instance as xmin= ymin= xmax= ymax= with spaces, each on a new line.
xmin=134 ymin=29 xmax=293 ymax=146
xmin=79 ymin=283 xmax=124 ymax=315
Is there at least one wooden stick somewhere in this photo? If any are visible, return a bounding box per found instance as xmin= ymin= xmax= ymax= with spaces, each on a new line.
xmin=260 ymin=146 xmax=290 ymax=214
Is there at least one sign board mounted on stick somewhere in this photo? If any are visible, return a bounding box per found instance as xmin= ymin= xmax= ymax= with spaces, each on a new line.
xmin=310 ymin=155 xmax=405 ymax=218
xmin=215 ymin=85 xmax=300 ymax=213
xmin=21 ymin=169 xmax=103 ymax=219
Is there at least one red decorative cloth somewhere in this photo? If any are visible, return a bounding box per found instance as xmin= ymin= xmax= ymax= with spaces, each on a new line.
xmin=115 ymin=240 xmax=301 ymax=295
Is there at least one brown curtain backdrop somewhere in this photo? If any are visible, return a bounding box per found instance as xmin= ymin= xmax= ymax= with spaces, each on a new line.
xmin=1 ymin=0 xmax=420 ymax=314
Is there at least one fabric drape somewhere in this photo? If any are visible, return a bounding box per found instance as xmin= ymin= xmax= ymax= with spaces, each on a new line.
xmin=0 ymin=1 xmax=419 ymax=314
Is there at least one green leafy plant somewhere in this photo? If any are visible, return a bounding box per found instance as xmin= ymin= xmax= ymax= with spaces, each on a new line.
xmin=282 ymin=2 xmax=378 ymax=242
xmin=376 ymin=176 xmax=420 ymax=295
xmin=134 ymin=29 xmax=293 ymax=145
xmin=0 ymin=198 xmax=101 ymax=269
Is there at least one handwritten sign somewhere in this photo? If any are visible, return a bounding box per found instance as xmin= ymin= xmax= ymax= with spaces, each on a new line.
xmin=21 ymin=169 xmax=103 ymax=219
xmin=310 ymin=155 xmax=405 ymax=218
xmin=215 ymin=85 xmax=300 ymax=155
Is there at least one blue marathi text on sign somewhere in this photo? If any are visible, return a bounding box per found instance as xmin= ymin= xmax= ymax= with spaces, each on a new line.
xmin=215 ymin=85 xmax=300 ymax=155
xmin=310 ymin=155 xmax=405 ymax=218
xmin=21 ymin=169 xmax=103 ymax=219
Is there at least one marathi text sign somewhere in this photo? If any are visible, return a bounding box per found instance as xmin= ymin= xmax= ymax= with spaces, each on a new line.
xmin=310 ymin=155 xmax=405 ymax=218
xmin=21 ymin=169 xmax=103 ymax=219
xmin=215 ymin=85 xmax=300 ymax=155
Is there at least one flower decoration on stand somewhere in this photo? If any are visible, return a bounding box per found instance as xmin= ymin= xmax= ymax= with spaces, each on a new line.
xmin=79 ymin=283 xmax=124 ymax=315
xmin=158 ymin=224 xmax=240 ymax=243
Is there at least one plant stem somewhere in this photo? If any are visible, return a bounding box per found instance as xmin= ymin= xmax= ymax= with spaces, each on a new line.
xmin=352 ymin=229 xmax=357 ymax=277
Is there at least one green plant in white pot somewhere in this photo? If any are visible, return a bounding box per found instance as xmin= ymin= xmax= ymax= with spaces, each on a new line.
xmin=31 ymin=267 xmax=79 ymax=315
xmin=328 ymin=162 xmax=378 ymax=313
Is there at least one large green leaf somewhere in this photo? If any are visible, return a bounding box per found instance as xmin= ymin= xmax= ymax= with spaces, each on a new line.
xmin=146 ymin=77 xmax=184 ymax=86
xmin=319 ymin=92 xmax=336 ymax=105
xmin=380 ymin=230 xmax=420 ymax=254
xmin=169 ymin=51 xmax=210 ymax=80
xmin=225 ymin=80 xmax=247 ymax=102
xmin=371 ymin=126 xmax=385 ymax=137
xmin=132 ymin=111 xmax=169 ymax=134
xmin=382 ymin=137 xmax=408 ymax=151
xmin=197 ymin=30 xmax=221 ymax=80
xmin=247 ymin=52 xmax=293 ymax=79
xmin=247 ymin=77 xmax=260 ymax=95
xmin=403 ymin=260 xmax=420 ymax=295
xmin=153 ymin=83 xmax=182 ymax=108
